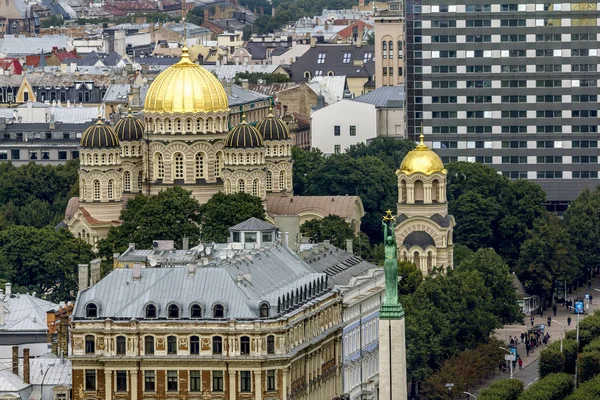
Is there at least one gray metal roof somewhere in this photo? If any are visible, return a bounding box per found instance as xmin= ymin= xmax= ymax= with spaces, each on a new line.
xmin=353 ymin=85 xmax=405 ymax=108
xmin=289 ymin=44 xmax=375 ymax=82
xmin=0 ymin=35 xmax=71 ymax=57
xmin=74 ymin=244 xmax=327 ymax=320
xmin=229 ymin=84 xmax=271 ymax=107
xmin=0 ymin=356 xmax=71 ymax=393
xmin=103 ymin=83 xmax=130 ymax=103
xmin=0 ymin=293 xmax=58 ymax=333
xmin=229 ymin=217 xmax=277 ymax=232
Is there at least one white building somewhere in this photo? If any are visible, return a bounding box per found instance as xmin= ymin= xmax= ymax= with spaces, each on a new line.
xmin=310 ymin=86 xmax=405 ymax=154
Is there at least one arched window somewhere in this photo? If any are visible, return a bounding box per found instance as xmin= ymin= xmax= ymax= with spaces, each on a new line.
xmin=93 ymin=180 xmax=100 ymax=200
xmin=196 ymin=119 xmax=202 ymax=132
xmin=432 ymin=180 xmax=439 ymax=202
xmin=212 ymin=336 xmax=223 ymax=354
xmin=166 ymin=119 xmax=172 ymax=132
xmin=168 ymin=304 xmax=180 ymax=319
xmin=155 ymin=153 xmax=164 ymax=179
xmin=167 ymin=335 xmax=177 ymax=354
xmin=144 ymin=336 xmax=155 ymax=355
xmin=86 ymin=303 xmax=97 ymax=318
xmin=87 ymin=154 xmax=92 ymax=164
xmin=246 ymin=153 xmax=251 ymax=164
xmin=175 ymin=119 xmax=181 ymax=132
xmin=260 ymin=303 xmax=269 ymax=318
xmin=388 ymin=40 xmax=393 ymax=58
xmin=233 ymin=153 xmax=237 ymax=164
xmin=304 ymin=71 xmax=311 ymax=79
xmin=190 ymin=304 xmax=202 ymax=318
xmin=116 ymin=336 xmax=126 ymax=355
xmin=252 ymin=153 xmax=257 ymax=164
xmin=279 ymin=145 xmax=284 ymax=155
xmin=173 ymin=153 xmax=184 ymax=179
xmin=414 ymin=180 xmax=424 ymax=202
xmin=124 ymin=145 xmax=129 ymax=156
xmin=267 ymin=335 xmax=275 ymax=354
xmin=266 ymin=171 xmax=272 ymax=190
xmin=213 ymin=304 xmax=224 ymax=318
xmin=85 ymin=335 xmax=95 ymax=354
xmin=400 ymin=180 xmax=407 ymax=202
xmin=240 ymin=336 xmax=250 ymax=354
xmin=279 ymin=170 xmax=286 ymax=190
xmin=138 ymin=171 xmax=143 ymax=191
xmin=238 ymin=179 xmax=245 ymax=193
xmin=101 ymin=154 xmax=106 ymax=164
xmin=81 ymin=179 xmax=87 ymax=199
xmin=108 ymin=154 xmax=113 ymax=163
xmin=215 ymin=151 xmax=223 ymax=178
xmin=145 ymin=304 xmax=157 ymax=319
xmin=382 ymin=41 xmax=387 ymax=58
xmin=195 ymin=153 xmax=205 ymax=179
xmin=107 ymin=179 xmax=114 ymax=199
xmin=190 ymin=336 xmax=200 ymax=354
xmin=94 ymin=154 xmax=99 ymax=164
xmin=398 ymin=40 xmax=403 ymax=58
xmin=252 ymin=178 xmax=259 ymax=197
xmin=206 ymin=118 xmax=212 ymax=132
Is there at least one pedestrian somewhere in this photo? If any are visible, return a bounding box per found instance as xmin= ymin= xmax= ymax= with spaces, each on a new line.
xmin=526 ymin=342 xmax=530 ymax=357
xmin=518 ymin=358 xmax=523 ymax=370
xmin=547 ymin=316 xmax=552 ymax=327
xmin=541 ymin=308 xmax=544 ymax=317
xmin=530 ymin=315 xmax=534 ymax=327
xmin=589 ymin=279 xmax=592 ymax=290
xmin=521 ymin=332 xmax=525 ymax=343
xmin=510 ymin=336 xmax=515 ymax=345
xmin=568 ymin=316 xmax=572 ymax=326
xmin=552 ymin=304 xmax=557 ymax=316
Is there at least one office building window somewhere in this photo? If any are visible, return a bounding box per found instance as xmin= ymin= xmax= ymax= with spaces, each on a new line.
xmin=167 ymin=371 xmax=178 ymax=391
xmin=116 ymin=336 xmax=126 ymax=355
xmin=240 ymin=371 xmax=252 ymax=392
xmin=190 ymin=371 xmax=201 ymax=392
xmin=573 ymin=171 xmax=599 ymax=179
xmin=190 ymin=336 xmax=200 ymax=354
xmin=334 ymin=145 xmax=341 ymax=154
xmin=267 ymin=370 xmax=276 ymax=391
xmin=240 ymin=336 xmax=250 ymax=355
xmin=85 ymin=335 xmax=95 ymax=354
xmin=213 ymin=371 xmax=224 ymax=391
xmin=350 ymin=126 xmax=356 ymax=136
xmin=58 ymin=151 xmax=67 ymax=160
xmin=334 ymin=126 xmax=340 ymax=136
xmin=144 ymin=371 xmax=155 ymax=392
xmin=167 ymin=336 xmax=177 ymax=354
xmin=116 ymin=371 xmax=127 ymax=392
xmin=0 ymin=151 xmax=7 ymax=160
xmin=11 ymin=149 xmax=19 ymax=160
xmin=85 ymin=370 xmax=96 ymax=391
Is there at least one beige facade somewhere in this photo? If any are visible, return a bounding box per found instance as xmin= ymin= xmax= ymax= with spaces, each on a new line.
xmin=374 ymin=1 xmax=405 ymax=88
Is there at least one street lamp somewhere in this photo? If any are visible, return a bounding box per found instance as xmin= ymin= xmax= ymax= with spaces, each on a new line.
xmin=464 ymin=392 xmax=477 ymax=400
xmin=499 ymin=347 xmax=514 ymax=379
xmin=552 ymin=319 xmax=565 ymax=352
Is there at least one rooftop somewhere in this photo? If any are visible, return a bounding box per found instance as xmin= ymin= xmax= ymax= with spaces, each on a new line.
xmin=353 ymin=85 xmax=405 ymax=108
xmin=0 ymin=291 xmax=58 ymax=333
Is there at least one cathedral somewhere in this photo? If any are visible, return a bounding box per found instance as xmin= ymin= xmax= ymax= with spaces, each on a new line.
xmin=65 ymin=46 xmax=361 ymax=246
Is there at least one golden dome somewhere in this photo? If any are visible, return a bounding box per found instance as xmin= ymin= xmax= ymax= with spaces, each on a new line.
xmin=143 ymin=47 xmax=229 ymax=114
xmin=399 ymin=134 xmax=447 ymax=175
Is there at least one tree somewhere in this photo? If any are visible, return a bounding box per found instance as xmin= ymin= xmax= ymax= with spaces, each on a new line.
xmin=478 ymin=379 xmax=524 ymax=400
xmin=291 ymin=147 xmax=325 ymax=195
xmin=518 ymin=373 xmax=574 ymax=400
xmin=457 ymin=248 xmax=521 ymax=324
xmin=242 ymin=24 xmax=253 ymax=41
xmin=346 ymin=137 xmax=415 ymax=170
xmin=99 ymin=187 xmax=203 ymax=257
xmin=397 ymin=261 xmax=422 ymax=296
xmin=451 ymin=191 xmax=502 ymax=249
xmin=198 ymin=191 xmax=266 ymax=243
xmin=517 ymin=214 xmax=581 ymax=306
xmin=539 ymin=347 xmax=566 ymax=377
xmin=300 ymin=215 xmax=353 ymax=249
xmin=0 ymin=226 xmax=94 ymax=302
xmin=577 ymin=351 xmax=600 ymax=383
xmin=567 ymin=374 xmax=600 ymax=400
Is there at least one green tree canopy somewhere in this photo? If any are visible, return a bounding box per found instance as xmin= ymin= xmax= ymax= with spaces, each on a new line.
xmin=234 ymin=71 xmax=289 ymax=84
xmin=397 ymin=260 xmax=422 ymax=296
xmin=300 ymin=215 xmax=353 ymax=248
xmin=0 ymin=226 xmax=94 ymax=302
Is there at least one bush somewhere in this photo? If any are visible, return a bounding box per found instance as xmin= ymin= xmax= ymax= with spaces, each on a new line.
xmin=518 ymin=373 xmax=574 ymax=400
xmin=566 ymin=374 xmax=600 ymax=400
xmin=539 ymin=346 xmax=565 ymax=377
xmin=479 ymin=379 xmax=524 ymax=400
xmin=577 ymin=351 xmax=600 ymax=383
xmin=544 ymin=338 xmax=578 ymax=374
xmin=583 ymin=337 xmax=600 ymax=353
xmin=566 ymin=329 xmax=592 ymax=349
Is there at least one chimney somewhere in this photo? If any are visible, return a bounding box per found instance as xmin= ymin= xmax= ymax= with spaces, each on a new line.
xmin=240 ymin=78 xmax=249 ymax=90
xmin=131 ymin=86 xmax=141 ymax=107
xmin=310 ymin=36 xmax=317 ymax=47
xmin=359 ymin=0 xmax=364 ymax=5
xmin=204 ymin=9 xmax=209 ymax=22
xmin=90 ymin=259 xmax=101 ymax=286
xmin=346 ymin=239 xmax=353 ymax=254
xmin=78 ymin=264 xmax=89 ymax=291
xmin=12 ymin=346 xmax=18 ymax=375
xmin=133 ymin=264 xmax=142 ymax=280
xmin=58 ymin=316 xmax=68 ymax=359
xmin=182 ymin=237 xmax=189 ymax=251
xmin=23 ymin=348 xmax=30 ymax=384
xmin=5 ymin=282 xmax=11 ymax=296
xmin=223 ymin=80 xmax=232 ymax=96
xmin=271 ymin=6 xmax=275 ymax=17
xmin=0 ymin=290 xmax=4 ymax=326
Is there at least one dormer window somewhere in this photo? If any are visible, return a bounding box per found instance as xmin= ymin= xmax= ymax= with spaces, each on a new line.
xmin=260 ymin=303 xmax=270 ymax=318
xmin=213 ymin=304 xmax=224 ymax=318
xmin=191 ymin=304 xmax=202 ymax=319
xmin=86 ymin=303 xmax=98 ymax=318
xmin=145 ymin=304 xmax=157 ymax=319
xmin=168 ymin=304 xmax=179 ymax=319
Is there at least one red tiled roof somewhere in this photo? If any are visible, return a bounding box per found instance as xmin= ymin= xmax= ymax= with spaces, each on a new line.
xmin=337 ymin=21 xmax=373 ymax=39
xmin=102 ymin=4 xmax=128 ymax=16
xmin=202 ymin=21 xmax=224 ymax=34
xmin=0 ymin=58 xmax=23 ymax=75
xmin=25 ymin=55 xmax=41 ymax=67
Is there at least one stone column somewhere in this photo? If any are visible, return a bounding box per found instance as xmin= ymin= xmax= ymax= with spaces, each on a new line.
xmin=130 ymin=370 xmax=138 ymax=400
xmin=282 ymin=367 xmax=289 ymax=400
xmin=254 ymin=370 xmax=262 ymax=400
xmin=228 ymin=371 xmax=236 ymax=400
xmin=378 ymin=317 xmax=408 ymax=400
xmin=105 ymin=370 xmax=112 ymax=400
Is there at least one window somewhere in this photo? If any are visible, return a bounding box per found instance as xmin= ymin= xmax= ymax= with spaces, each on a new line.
xmin=138 ymin=171 xmax=143 ymax=191
xmin=267 ymin=335 xmax=275 ymax=354
xmin=432 ymin=81 xmax=457 ymax=88
xmin=572 ymin=140 xmax=598 ymax=148
xmin=536 ymin=95 xmax=562 ymax=103
xmin=502 ymin=156 xmax=527 ymax=164
xmin=213 ymin=336 xmax=223 ymax=354
xmin=190 ymin=371 xmax=201 ymax=392
xmin=572 ymin=110 xmax=598 ymax=118
xmin=116 ymin=371 xmax=127 ymax=392
xmin=144 ymin=371 xmax=155 ymax=392
xmin=168 ymin=304 xmax=179 ymax=319
xmin=502 ymin=141 xmax=527 ymax=149
xmin=116 ymin=336 xmax=126 ymax=355
xmin=466 ymin=35 xmax=491 ymax=42
xmin=191 ymin=304 xmax=202 ymax=318
xmin=267 ymin=370 xmax=276 ymax=391
xmin=266 ymin=171 xmax=272 ymax=190
xmin=334 ymin=126 xmax=340 ymax=136
xmin=466 ymin=65 xmax=491 ymax=73
xmin=190 ymin=336 xmax=200 ymax=354
xmin=155 ymin=153 xmax=164 ymax=179
xmin=502 ymin=111 xmax=527 ymax=118
xmin=58 ymin=151 xmax=67 ymax=160
xmin=173 ymin=153 xmax=184 ymax=179
xmin=502 ymin=96 xmax=527 ymax=103
xmin=240 ymin=336 xmax=250 ymax=355
xmin=573 ymin=171 xmax=599 ymax=179
xmin=144 ymin=336 xmax=155 ymax=355
xmin=572 ymin=125 xmax=598 ymax=133
xmin=501 ymin=19 xmax=526 ymax=26
xmin=334 ymin=145 xmax=341 ymax=154
xmin=465 ymin=4 xmax=491 ymax=12
xmin=252 ymin=178 xmax=259 ymax=197
xmin=537 ymin=156 xmax=562 ymax=164
xmin=501 ymin=35 xmax=526 ymax=42
xmin=240 ymin=371 xmax=252 ymax=392
xmin=213 ymin=371 xmax=224 ymax=391
xmin=85 ymin=370 xmax=96 ymax=391
xmin=573 ymin=156 xmax=598 ymax=163
xmin=343 ymin=53 xmax=351 ymax=63
xmin=279 ymin=170 xmax=286 ymax=189
xmin=433 ymin=20 xmax=456 ymax=27
xmin=107 ymin=179 xmax=114 ymax=200
xmin=146 ymin=304 xmax=157 ymax=319
xmin=124 ymin=171 xmax=131 ymax=191
xmin=432 ymin=66 xmax=457 ymax=74
xmin=537 ymin=171 xmax=563 ymax=179
xmin=86 ymin=303 xmax=98 ymax=318
xmin=28 ymin=150 xmax=38 ymax=160
xmin=537 ymin=141 xmax=555 ymax=149
xmin=213 ymin=304 xmax=224 ymax=318
xmin=349 ymin=126 xmax=356 ymax=136
xmin=432 ymin=35 xmax=457 ymax=42
xmin=85 ymin=335 xmax=95 ymax=354
xmin=317 ymin=53 xmax=326 ymax=63
xmin=572 ymin=33 xmax=593 ymax=41
xmin=467 ymin=96 xmax=492 ymax=103
xmin=0 ymin=151 xmax=7 ymax=160
xmin=167 ymin=371 xmax=178 ymax=391
xmin=503 ymin=171 xmax=528 ymax=179
xmin=467 ymin=127 xmax=492 ymax=134
xmin=501 ymin=126 xmax=527 ymax=133
xmin=167 ymin=336 xmax=177 ymax=354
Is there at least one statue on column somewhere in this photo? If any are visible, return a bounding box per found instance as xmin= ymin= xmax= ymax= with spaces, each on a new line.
xmin=382 ymin=210 xmax=400 ymax=306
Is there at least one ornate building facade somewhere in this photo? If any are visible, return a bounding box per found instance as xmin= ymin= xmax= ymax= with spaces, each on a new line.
xmin=395 ymin=135 xmax=455 ymax=275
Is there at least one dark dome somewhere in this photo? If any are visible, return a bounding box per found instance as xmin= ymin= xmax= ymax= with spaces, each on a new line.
xmin=256 ymin=110 xmax=291 ymax=141
xmin=114 ymin=109 xmax=145 ymax=141
xmin=80 ymin=119 xmax=120 ymax=148
xmin=225 ymin=119 xmax=264 ymax=149
xmin=403 ymin=231 xmax=435 ymax=248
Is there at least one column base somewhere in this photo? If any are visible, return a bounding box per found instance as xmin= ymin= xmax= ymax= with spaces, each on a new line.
xmin=380 ymin=303 xmax=405 ymax=319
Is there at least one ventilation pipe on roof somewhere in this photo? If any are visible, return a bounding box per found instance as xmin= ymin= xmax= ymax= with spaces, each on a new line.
xmin=12 ymin=346 xmax=18 ymax=375
xmin=78 ymin=264 xmax=89 ymax=291
xmin=23 ymin=348 xmax=30 ymax=384
xmin=90 ymin=259 xmax=101 ymax=286
xmin=132 ymin=264 xmax=142 ymax=281
xmin=285 ymin=232 xmax=289 ymax=248
xmin=346 ymin=239 xmax=353 ymax=254
xmin=183 ymin=237 xmax=190 ymax=251
xmin=5 ymin=283 xmax=11 ymax=296
xmin=0 ymin=290 xmax=4 ymax=326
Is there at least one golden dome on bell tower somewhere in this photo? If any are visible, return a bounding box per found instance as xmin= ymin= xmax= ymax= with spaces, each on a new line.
xmin=143 ymin=47 xmax=229 ymax=114
xmin=399 ymin=134 xmax=447 ymax=175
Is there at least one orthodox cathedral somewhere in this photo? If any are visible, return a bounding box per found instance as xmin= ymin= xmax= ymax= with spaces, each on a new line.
xmin=64 ymin=46 xmax=363 ymax=246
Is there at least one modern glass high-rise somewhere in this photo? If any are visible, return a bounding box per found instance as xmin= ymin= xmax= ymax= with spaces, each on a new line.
xmin=405 ymin=1 xmax=600 ymax=210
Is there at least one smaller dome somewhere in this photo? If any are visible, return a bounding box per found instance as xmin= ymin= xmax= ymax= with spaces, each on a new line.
xmin=256 ymin=107 xmax=291 ymax=141
xmin=399 ymin=134 xmax=446 ymax=176
xmin=80 ymin=117 xmax=120 ymax=148
xmin=224 ymin=117 xmax=264 ymax=149
xmin=114 ymin=108 xmax=145 ymax=141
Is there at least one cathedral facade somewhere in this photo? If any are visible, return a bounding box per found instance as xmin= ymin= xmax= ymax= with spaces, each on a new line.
xmin=395 ymin=135 xmax=455 ymax=275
